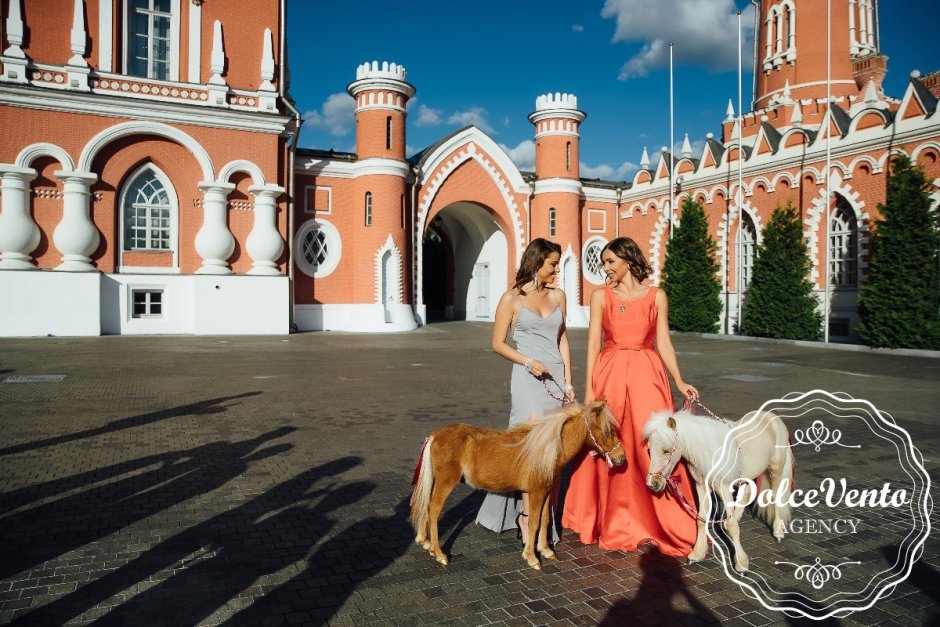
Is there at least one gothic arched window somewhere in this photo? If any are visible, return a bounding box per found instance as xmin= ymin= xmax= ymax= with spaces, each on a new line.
xmin=123 ymin=167 xmax=173 ymax=251
xmin=829 ymin=198 xmax=858 ymax=287
xmin=740 ymin=213 xmax=757 ymax=290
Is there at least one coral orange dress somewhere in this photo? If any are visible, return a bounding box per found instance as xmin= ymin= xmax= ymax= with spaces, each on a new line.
xmin=562 ymin=285 xmax=696 ymax=558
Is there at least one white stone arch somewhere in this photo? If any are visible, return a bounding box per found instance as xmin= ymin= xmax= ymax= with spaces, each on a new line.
xmin=847 ymin=154 xmax=879 ymax=176
xmin=770 ymin=170 xmax=798 ymax=190
xmin=848 ymin=108 xmax=891 ymax=134
xmin=374 ymin=233 xmax=403 ymax=307
xmin=707 ymin=184 xmax=729 ymax=205
xmin=748 ymin=176 xmax=773 ymax=194
xmin=779 ymin=127 xmax=814 ymax=149
xmin=804 ymin=175 xmax=870 ymax=287
xmin=559 ymin=244 xmax=587 ymax=327
xmin=118 ymin=162 xmax=180 ymax=269
xmin=930 ymin=178 xmax=940 ymax=211
xmin=415 ymin=131 xmax=526 ymax=313
xmin=217 ymin=159 xmax=266 ymax=187
xmin=15 ymin=143 xmax=76 ymax=171
xmin=416 ymin=129 xmax=526 ymax=260
xmin=911 ymin=141 xmax=940 ymax=163
xmin=648 ymin=207 xmax=670 ymax=286
xmin=798 ymin=165 xmax=824 ymax=185
xmin=716 ymin=198 xmax=763 ymax=293
xmin=643 ymin=199 xmax=658 ymax=216
xmin=78 ymin=121 xmax=215 ymax=181
xmin=719 ymin=143 xmax=747 ymax=168
xmin=876 ymin=148 xmax=909 ymax=173
xmin=623 ymin=201 xmax=644 ymax=218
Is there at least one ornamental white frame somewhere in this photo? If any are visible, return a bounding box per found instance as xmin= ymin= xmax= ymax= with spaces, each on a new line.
xmin=294 ymin=218 xmax=341 ymax=278
xmin=118 ymin=162 xmax=179 ymax=270
xmin=122 ymin=0 xmax=181 ymax=82
xmin=581 ymin=236 xmax=609 ymax=286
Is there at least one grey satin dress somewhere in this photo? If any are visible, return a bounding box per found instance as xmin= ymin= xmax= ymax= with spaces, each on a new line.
xmin=475 ymin=305 xmax=565 ymax=541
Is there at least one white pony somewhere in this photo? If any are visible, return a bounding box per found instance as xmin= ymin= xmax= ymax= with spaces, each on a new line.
xmin=644 ymin=408 xmax=794 ymax=572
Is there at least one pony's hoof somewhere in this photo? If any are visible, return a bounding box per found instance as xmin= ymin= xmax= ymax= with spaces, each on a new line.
xmin=774 ymin=533 xmax=785 ymax=542
xmin=435 ymin=555 xmax=449 ymax=566
xmin=734 ymin=558 xmax=749 ymax=573
xmin=539 ymin=548 xmax=557 ymax=561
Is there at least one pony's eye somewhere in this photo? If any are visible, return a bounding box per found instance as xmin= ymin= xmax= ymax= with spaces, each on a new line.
xmin=663 ymin=448 xmax=670 ymax=455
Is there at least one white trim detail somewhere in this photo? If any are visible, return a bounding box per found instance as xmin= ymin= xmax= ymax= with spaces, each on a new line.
xmin=804 ymin=174 xmax=870 ymax=287
xmin=187 ymin=0 xmax=202 ymax=83
xmin=374 ymin=233 xmax=403 ymax=307
xmin=587 ymin=208 xmax=607 ymax=233
xmin=98 ymin=0 xmax=113 ymax=72
xmin=78 ymin=121 xmax=215 ymax=181
xmin=648 ymin=208 xmax=670 ymax=285
xmin=15 ymin=142 xmax=76 ymax=170
xmin=716 ymin=198 xmax=763 ymax=292
xmin=533 ymin=178 xmax=583 ymax=195
xmin=217 ymin=159 xmax=266 ymax=186
xmin=581 ymin=236 xmax=609 ymax=286
xmin=294 ymin=218 xmax=341 ymax=279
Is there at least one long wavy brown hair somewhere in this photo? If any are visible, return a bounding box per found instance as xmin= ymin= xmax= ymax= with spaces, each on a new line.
xmin=602 ymin=237 xmax=652 ymax=283
xmin=513 ymin=238 xmax=561 ymax=294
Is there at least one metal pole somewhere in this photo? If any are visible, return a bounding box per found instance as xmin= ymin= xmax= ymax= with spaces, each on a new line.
xmin=824 ymin=0 xmax=832 ymax=343
xmin=736 ymin=11 xmax=744 ymax=334
xmin=669 ymin=42 xmax=674 ymax=240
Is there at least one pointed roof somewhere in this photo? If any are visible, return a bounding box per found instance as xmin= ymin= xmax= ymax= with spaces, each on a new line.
xmin=699 ymin=134 xmax=725 ymax=169
xmin=909 ymin=74 xmax=939 ymax=117
xmin=640 ymin=146 xmax=650 ymax=169
xmin=680 ymin=133 xmax=692 ymax=158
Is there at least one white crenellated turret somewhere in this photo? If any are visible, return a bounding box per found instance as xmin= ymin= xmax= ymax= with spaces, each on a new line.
xmin=529 ymin=91 xmax=586 ymax=128
xmin=535 ymin=92 xmax=578 ymax=112
xmin=356 ymin=60 xmax=408 ymax=82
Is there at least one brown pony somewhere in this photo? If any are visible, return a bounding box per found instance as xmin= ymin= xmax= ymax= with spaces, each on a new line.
xmin=410 ymin=399 xmax=626 ymax=570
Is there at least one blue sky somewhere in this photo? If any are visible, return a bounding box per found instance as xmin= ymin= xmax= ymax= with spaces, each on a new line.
xmin=287 ymin=0 xmax=939 ymax=182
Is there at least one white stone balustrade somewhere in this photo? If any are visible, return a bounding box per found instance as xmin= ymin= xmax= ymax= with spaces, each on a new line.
xmin=195 ymin=182 xmax=236 ymax=274
xmin=0 ymin=166 xmax=39 ymax=269
xmin=52 ymin=170 xmax=99 ymax=271
xmin=246 ymin=184 xmax=285 ymax=275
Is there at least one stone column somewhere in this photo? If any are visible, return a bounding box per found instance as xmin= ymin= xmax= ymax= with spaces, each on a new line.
xmin=52 ymin=170 xmax=99 ymax=271
xmin=195 ymin=181 xmax=236 ymax=274
xmin=0 ymin=165 xmax=39 ymax=269
xmin=246 ymin=184 xmax=284 ymax=275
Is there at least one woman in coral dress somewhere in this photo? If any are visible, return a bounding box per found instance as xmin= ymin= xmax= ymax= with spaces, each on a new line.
xmin=562 ymin=237 xmax=698 ymax=558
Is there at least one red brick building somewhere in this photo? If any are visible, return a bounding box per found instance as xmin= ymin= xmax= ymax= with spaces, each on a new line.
xmin=2 ymin=0 xmax=938 ymax=338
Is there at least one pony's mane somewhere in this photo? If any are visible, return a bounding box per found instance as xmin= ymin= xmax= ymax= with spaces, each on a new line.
xmin=644 ymin=409 xmax=732 ymax=475
xmin=517 ymin=404 xmax=585 ymax=481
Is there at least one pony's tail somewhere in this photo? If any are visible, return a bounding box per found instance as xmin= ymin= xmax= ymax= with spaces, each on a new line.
xmin=410 ymin=436 xmax=434 ymax=535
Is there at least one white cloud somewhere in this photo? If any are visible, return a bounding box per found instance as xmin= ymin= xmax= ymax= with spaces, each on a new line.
xmin=448 ymin=107 xmax=494 ymax=134
xmin=617 ymin=161 xmax=640 ymax=179
xmin=601 ymin=0 xmax=754 ymax=79
xmin=498 ymin=139 xmax=535 ymax=171
xmin=415 ymin=104 xmax=443 ymax=127
xmin=572 ymin=24 xmax=584 ymax=33
xmin=304 ymin=92 xmax=356 ymax=136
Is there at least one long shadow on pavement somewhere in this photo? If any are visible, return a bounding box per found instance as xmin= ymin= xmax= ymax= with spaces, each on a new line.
xmin=8 ymin=456 xmax=366 ymax=626
xmin=0 ymin=426 xmax=294 ymax=581
xmin=225 ymin=494 xmax=416 ymax=626
xmin=0 ymin=392 xmax=262 ymax=457
xmin=599 ymin=549 xmax=719 ymax=626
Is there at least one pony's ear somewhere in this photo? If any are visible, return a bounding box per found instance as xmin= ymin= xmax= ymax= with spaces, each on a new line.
xmin=667 ymin=415 xmax=677 ymax=430
xmin=594 ymin=395 xmax=607 ymax=405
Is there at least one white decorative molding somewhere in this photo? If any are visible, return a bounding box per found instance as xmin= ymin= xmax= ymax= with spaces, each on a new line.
xmin=78 ymin=121 xmax=215 ymax=182
xmin=187 ymin=0 xmax=202 ymax=83
xmin=194 ymin=181 xmax=236 ymax=274
xmin=583 ymin=185 xmax=620 ymax=202
xmin=648 ymin=208 xmax=669 ymax=285
xmin=0 ymin=84 xmax=293 ymax=133
xmin=15 ymin=142 xmax=76 ymax=170
xmin=353 ymin=158 xmax=411 ymax=178
xmin=98 ymin=0 xmax=113 ymax=72
xmin=715 ymin=198 xmax=763 ymax=292
xmin=246 ymin=184 xmax=285 ymax=275
xmin=258 ymin=27 xmax=277 ymax=111
xmin=374 ymin=233 xmax=404 ymax=306
xmin=217 ymin=159 xmax=266 ymax=186
xmin=294 ymin=218 xmax=341 ymax=278
xmin=533 ymin=178 xmax=583 ymax=195
xmin=804 ymin=176 xmax=870 ymax=287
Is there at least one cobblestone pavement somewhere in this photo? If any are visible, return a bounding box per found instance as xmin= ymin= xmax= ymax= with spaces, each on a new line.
xmin=0 ymin=323 xmax=937 ymax=626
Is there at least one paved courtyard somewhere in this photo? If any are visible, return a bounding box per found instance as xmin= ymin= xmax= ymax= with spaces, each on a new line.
xmin=0 ymin=323 xmax=937 ymax=626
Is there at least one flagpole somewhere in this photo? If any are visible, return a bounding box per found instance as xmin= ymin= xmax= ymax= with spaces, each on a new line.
xmin=736 ymin=10 xmax=744 ymax=334
xmin=824 ymin=0 xmax=832 ymax=343
xmin=669 ymin=42 xmax=675 ymax=240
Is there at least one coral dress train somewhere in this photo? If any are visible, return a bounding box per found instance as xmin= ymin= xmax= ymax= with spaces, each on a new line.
xmin=562 ymin=285 xmax=696 ymax=558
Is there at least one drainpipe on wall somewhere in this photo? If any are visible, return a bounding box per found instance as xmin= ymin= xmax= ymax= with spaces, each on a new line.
xmin=615 ymin=186 xmax=623 ymax=239
xmin=411 ymin=166 xmax=420 ymax=324
xmin=751 ymin=0 xmax=760 ymax=109
xmin=279 ymin=0 xmax=303 ymax=331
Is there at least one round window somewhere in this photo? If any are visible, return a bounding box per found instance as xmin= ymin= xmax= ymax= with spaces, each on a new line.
xmin=294 ymin=219 xmax=341 ymax=278
xmin=582 ymin=237 xmax=608 ymax=285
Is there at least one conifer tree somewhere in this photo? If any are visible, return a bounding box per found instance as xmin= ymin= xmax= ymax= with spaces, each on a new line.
xmin=741 ymin=203 xmax=822 ymax=340
xmin=857 ymin=155 xmax=940 ymax=349
xmin=661 ymin=198 xmax=722 ymax=333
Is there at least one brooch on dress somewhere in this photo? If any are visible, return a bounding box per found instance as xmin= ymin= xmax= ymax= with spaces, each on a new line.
xmin=619 ymin=304 xmax=626 ymax=313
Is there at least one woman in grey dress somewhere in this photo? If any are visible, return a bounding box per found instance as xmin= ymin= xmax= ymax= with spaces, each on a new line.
xmin=475 ymin=238 xmax=575 ymax=545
